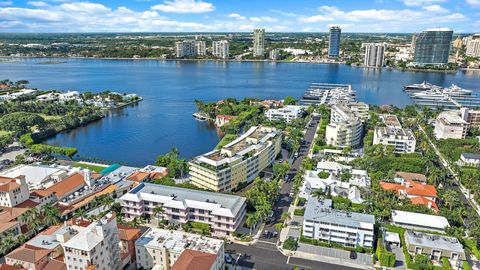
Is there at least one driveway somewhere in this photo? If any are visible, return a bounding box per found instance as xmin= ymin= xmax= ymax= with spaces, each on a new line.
xmin=296 ymin=243 xmax=373 ymax=269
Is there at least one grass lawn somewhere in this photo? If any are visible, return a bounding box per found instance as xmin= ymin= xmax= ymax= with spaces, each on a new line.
xmin=73 ymin=162 xmax=107 ymax=173
xmin=215 ymin=134 xmax=236 ymax=149
xmin=38 ymin=114 xmax=63 ymax=121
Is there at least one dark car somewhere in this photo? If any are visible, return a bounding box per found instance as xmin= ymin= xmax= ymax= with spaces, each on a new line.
xmin=349 ymin=251 xmax=357 ymax=260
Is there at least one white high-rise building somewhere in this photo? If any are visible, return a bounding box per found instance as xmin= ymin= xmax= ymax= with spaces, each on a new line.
xmin=325 ymin=102 xmax=368 ymax=148
xmin=434 ymin=110 xmax=469 ymax=139
xmin=212 ymin=40 xmax=229 ymax=59
xmin=175 ymin=40 xmax=205 ymax=58
xmin=466 ymin=39 xmax=480 ymax=58
xmin=363 ymin=43 xmax=385 ymax=67
xmin=253 ymin=29 xmax=266 ymax=57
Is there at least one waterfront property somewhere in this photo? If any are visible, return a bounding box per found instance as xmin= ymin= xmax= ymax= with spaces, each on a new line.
xmin=413 ymin=28 xmax=453 ymax=66
xmin=460 ymin=107 xmax=480 ymax=128
xmin=212 ymin=40 xmax=229 ymax=59
xmin=302 ymin=198 xmax=375 ymax=249
xmin=391 ymin=210 xmax=450 ymax=233
xmin=264 ymin=105 xmax=306 ymax=123
xmin=363 ymin=43 xmax=385 ymax=67
xmin=135 ymin=228 xmax=224 ymax=270
xmin=189 ymin=126 xmax=282 ymax=192
xmin=404 ymin=230 xmax=465 ymax=261
xmin=253 ymin=29 xmax=265 ymax=57
xmin=0 ymin=164 xmax=69 ymax=190
xmin=300 ymin=83 xmax=356 ymax=106
xmin=120 ymin=182 xmax=247 ymax=237
xmin=328 ymin=26 xmax=341 ymax=58
xmin=373 ymin=126 xmax=416 ymax=153
xmin=434 ymin=110 xmax=469 ymax=139
xmin=325 ymin=102 xmax=367 ymax=149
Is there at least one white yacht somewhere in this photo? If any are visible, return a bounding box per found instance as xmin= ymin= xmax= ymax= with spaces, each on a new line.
xmin=412 ymin=90 xmax=448 ymax=100
xmin=442 ymin=84 xmax=472 ymax=96
xmin=403 ymin=81 xmax=435 ymax=92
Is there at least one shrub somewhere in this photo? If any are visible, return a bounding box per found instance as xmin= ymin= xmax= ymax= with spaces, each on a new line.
xmin=283 ymin=237 xmax=298 ymax=251
xmin=294 ymin=208 xmax=305 ymax=216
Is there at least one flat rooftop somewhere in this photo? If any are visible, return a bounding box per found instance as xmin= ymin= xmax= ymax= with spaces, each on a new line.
xmin=304 ymin=198 xmax=375 ymax=229
xmin=380 ymin=114 xmax=402 ymax=127
xmin=135 ymin=228 xmax=223 ymax=255
xmin=405 ymin=231 xmax=464 ymax=253
xmin=376 ymin=126 xmax=415 ymax=139
xmin=392 ymin=210 xmax=449 ymax=230
xmin=124 ymin=183 xmax=246 ymax=217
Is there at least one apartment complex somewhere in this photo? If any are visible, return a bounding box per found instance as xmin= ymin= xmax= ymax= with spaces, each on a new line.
xmin=405 ymin=231 xmax=465 ymax=261
xmin=189 ymin=126 xmax=282 ymax=192
xmin=328 ymin=26 xmax=341 ymax=58
xmin=434 ymin=110 xmax=469 ymax=139
xmin=0 ymin=176 xmax=30 ymax=207
xmin=264 ymin=105 xmax=305 ymax=123
xmin=460 ymin=107 xmax=480 ymax=128
xmin=269 ymin=49 xmax=280 ymax=60
xmin=363 ymin=43 xmax=385 ymax=67
xmin=175 ymin=40 xmax=206 ymax=58
xmin=63 ymin=213 xmax=121 ymax=270
xmin=303 ymin=198 xmax=375 ymax=248
xmin=466 ymin=36 xmax=480 ymax=57
xmin=120 ymin=183 xmax=247 ymax=237
xmin=253 ymin=29 xmax=265 ymax=57
xmin=212 ymin=40 xmax=229 ymax=59
xmin=373 ymin=126 xmax=416 ymax=153
xmin=413 ymin=28 xmax=453 ymax=66
xmin=135 ymin=228 xmax=224 ymax=270
xmin=326 ymin=102 xmax=368 ymax=148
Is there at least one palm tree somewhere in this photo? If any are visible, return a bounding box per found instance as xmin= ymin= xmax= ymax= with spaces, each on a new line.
xmin=99 ymin=195 xmax=114 ymax=208
xmin=41 ymin=204 xmax=61 ymax=227
xmin=74 ymin=208 xmax=87 ymax=221
xmin=443 ymin=190 xmax=460 ymax=211
xmin=245 ymin=213 xmax=259 ymax=236
xmin=129 ymin=217 xmax=146 ymax=228
xmin=311 ymin=189 xmax=324 ymax=200
xmin=21 ymin=208 xmax=41 ymax=233
xmin=152 ymin=206 xmax=165 ymax=221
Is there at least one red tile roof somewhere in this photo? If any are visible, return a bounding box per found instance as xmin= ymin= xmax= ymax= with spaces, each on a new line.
xmin=6 ymin=245 xmax=51 ymax=264
xmin=127 ymin=172 xmax=150 ymax=182
xmin=43 ymin=173 xmax=85 ymax=198
xmin=117 ymin=224 xmax=141 ymax=241
xmin=380 ymin=181 xmax=437 ymax=198
xmin=170 ymin=249 xmax=217 ymax=270
xmin=395 ymin=171 xmax=427 ymax=183
xmin=0 ymin=177 xmax=21 ymax=192
xmin=43 ymin=259 xmax=66 ymax=270
xmin=410 ymin=197 xmax=439 ymax=212
xmin=0 ymin=264 xmax=26 ymax=270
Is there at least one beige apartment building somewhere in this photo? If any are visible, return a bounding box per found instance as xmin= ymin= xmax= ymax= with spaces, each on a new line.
xmin=189 ymin=126 xmax=282 ymax=192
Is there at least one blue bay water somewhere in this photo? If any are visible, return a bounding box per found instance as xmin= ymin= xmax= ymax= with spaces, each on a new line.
xmin=1 ymin=58 xmax=479 ymax=166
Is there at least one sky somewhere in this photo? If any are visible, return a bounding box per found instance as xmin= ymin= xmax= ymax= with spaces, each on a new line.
xmin=0 ymin=0 xmax=479 ymax=33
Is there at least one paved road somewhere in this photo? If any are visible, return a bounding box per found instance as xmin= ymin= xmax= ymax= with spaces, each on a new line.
xmin=225 ymin=115 xmax=360 ymax=270
xmin=226 ymin=242 xmax=361 ymax=270
xmin=418 ymin=125 xmax=480 ymax=216
xmin=262 ymin=115 xmax=321 ymax=241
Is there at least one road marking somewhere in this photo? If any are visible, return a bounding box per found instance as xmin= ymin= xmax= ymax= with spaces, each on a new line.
xmin=287 ymin=256 xmax=290 ymax=264
xmin=287 ymin=261 xmax=312 ymax=269
xmin=256 ymin=240 xmax=276 ymax=245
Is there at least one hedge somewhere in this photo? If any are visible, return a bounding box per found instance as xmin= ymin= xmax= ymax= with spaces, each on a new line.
xmin=29 ymin=144 xmax=77 ymax=157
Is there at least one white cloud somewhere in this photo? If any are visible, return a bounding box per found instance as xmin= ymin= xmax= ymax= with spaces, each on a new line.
xmin=227 ymin=13 xmax=245 ymax=20
xmin=422 ymin=4 xmax=449 ymax=13
xmin=299 ymin=14 xmax=334 ymax=23
xmin=249 ymin=16 xmax=277 ymax=22
xmin=466 ymin=0 xmax=480 ymax=6
xmin=27 ymin=1 xmax=50 ymax=7
xmin=0 ymin=1 xmax=12 ymax=5
xmin=151 ymin=0 xmax=214 ymax=14
xmin=269 ymin=9 xmax=296 ymax=17
xmin=403 ymin=0 xmax=446 ymax=6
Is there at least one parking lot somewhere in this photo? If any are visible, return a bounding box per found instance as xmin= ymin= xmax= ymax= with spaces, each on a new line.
xmin=296 ymin=243 xmax=373 ymax=268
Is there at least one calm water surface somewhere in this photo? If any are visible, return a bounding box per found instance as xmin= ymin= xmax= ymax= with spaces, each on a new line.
xmin=1 ymin=58 xmax=480 ymax=166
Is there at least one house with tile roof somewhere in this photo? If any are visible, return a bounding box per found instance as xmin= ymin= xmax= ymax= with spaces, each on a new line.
xmin=0 ymin=206 xmax=29 ymax=240
xmin=118 ymin=225 xmax=141 ymax=269
xmin=170 ymin=249 xmax=219 ymax=270
xmin=380 ymin=180 xmax=438 ymax=211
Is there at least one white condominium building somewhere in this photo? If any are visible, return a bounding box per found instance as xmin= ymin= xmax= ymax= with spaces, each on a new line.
xmin=326 ymin=103 xmax=368 ymax=148
xmin=0 ymin=175 xmax=29 ymax=207
xmin=253 ymin=29 xmax=266 ymax=57
xmin=264 ymin=105 xmax=306 ymax=123
xmin=212 ymin=40 xmax=229 ymax=59
xmin=373 ymin=126 xmax=416 ymax=153
xmin=434 ymin=110 xmax=469 ymax=139
xmin=466 ymin=39 xmax=480 ymax=57
xmin=120 ymin=183 xmax=247 ymax=237
xmin=175 ymin=40 xmax=205 ymax=57
xmin=189 ymin=126 xmax=282 ymax=192
xmin=135 ymin=228 xmax=224 ymax=270
xmin=63 ymin=213 xmax=121 ymax=270
xmin=363 ymin=43 xmax=385 ymax=67
xmin=303 ymin=198 xmax=375 ymax=248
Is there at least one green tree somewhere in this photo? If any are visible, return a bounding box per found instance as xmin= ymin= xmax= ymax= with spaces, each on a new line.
xmin=41 ymin=203 xmax=61 ymax=226
xmin=245 ymin=212 xmax=259 ymax=236
xmin=283 ymin=96 xmax=297 ymax=105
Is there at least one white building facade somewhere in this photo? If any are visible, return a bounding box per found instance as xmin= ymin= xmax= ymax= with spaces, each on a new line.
xmin=264 ymin=105 xmax=305 ymax=123
xmin=212 ymin=40 xmax=229 ymax=59
xmin=363 ymin=43 xmax=385 ymax=67
xmin=373 ymin=127 xmax=416 ymax=153
xmin=434 ymin=111 xmax=469 ymax=139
